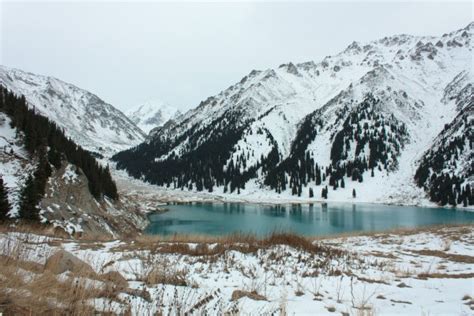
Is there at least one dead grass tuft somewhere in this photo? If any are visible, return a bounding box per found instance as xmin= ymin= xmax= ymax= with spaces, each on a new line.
xmin=417 ymin=272 xmax=474 ymax=279
xmin=410 ymin=249 xmax=474 ymax=264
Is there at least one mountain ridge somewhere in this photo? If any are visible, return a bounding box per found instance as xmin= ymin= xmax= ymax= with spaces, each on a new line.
xmin=113 ymin=22 xmax=473 ymax=207
xmin=0 ymin=65 xmax=145 ymax=156
xmin=114 ymin=23 xmax=473 ymax=206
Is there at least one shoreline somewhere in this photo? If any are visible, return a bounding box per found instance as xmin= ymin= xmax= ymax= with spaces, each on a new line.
xmin=139 ymin=222 xmax=474 ymax=240
xmin=153 ymin=197 xmax=474 ymax=211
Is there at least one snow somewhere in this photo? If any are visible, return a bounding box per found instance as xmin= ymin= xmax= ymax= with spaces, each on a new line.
xmin=62 ymin=164 xmax=78 ymax=184
xmin=0 ymin=225 xmax=472 ymax=314
xmin=127 ymin=99 xmax=181 ymax=134
xmin=0 ymin=113 xmax=35 ymax=217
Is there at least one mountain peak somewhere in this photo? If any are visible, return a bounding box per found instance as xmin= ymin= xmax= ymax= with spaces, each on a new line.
xmin=127 ymin=100 xmax=181 ymax=134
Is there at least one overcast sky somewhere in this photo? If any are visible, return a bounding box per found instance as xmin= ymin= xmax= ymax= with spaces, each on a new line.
xmin=1 ymin=1 xmax=472 ymax=112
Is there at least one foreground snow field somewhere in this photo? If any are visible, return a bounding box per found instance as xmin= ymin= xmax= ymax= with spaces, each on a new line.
xmin=0 ymin=225 xmax=472 ymax=315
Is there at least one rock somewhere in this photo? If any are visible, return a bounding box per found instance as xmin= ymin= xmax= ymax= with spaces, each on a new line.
xmin=231 ymin=290 xmax=266 ymax=302
xmin=101 ymin=271 xmax=128 ymax=289
xmin=52 ymin=226 xmax=70 ymax=239
xmin=44 ymin=250 xmax=95 ymax=275
xmin=396 ymin=282 xmax=411 ymax=288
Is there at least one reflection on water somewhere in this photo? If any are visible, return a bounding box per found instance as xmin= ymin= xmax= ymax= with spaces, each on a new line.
xmin=146 ymin=202 xmax=474 ymax=236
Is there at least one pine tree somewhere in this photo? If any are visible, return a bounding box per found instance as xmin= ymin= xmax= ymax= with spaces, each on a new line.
xmin=0 ymin=176 xmax=11 ymax=221
xmin=321 ymin=186 xmax=328 ymax=199
xmin=352 ymin=188 xmax=356 ymax=198
xmin=19 ymin=175 xmax=40 ymax=221
xmin=309 ymin=187 xmax=314 ymax=198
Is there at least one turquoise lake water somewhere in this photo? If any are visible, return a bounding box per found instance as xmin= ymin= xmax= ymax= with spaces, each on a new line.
xmin=145 ymin=202 xmax=474 ymax=236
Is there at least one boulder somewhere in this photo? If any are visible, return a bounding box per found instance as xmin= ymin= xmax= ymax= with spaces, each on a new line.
xmin=101 ymin=271 xmax=128 ymax=290
xmin=44 ymin=250 xmax=95 ymax=275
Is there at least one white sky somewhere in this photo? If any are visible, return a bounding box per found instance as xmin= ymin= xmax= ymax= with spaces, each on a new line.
xmin=1 ymin=1 xmax=472 ymax=112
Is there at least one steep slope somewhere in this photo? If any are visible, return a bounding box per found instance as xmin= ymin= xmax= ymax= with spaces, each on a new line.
xmin=114 ymin=23 xmax=473 ymax=206
xmin=0 ymin=65 xmax=145 ymax=156
xmin=415 ymin=71 xmax=473 ymax=207
xmin=0 ymin=87 xmax=148 ymax=237
xmin=127 ymin=100 xmax=181 ymax=134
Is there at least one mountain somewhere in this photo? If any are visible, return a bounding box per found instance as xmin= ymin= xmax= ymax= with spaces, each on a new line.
xmin=0 ymin=65 xmax=145 ymax=156
xmin=113 ymin=23 xmax=473 ymax=207
xmin=127 ymin=100 xmax=181 ymax=134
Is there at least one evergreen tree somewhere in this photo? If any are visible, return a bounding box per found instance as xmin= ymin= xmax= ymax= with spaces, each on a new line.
xmin=352 ymin=188 xmax=356 ymax=198
xmin=321 ymin=186 xmax=328 ymax=199
xmin=19 ymin=175 xmax=40 ymax=221
xmin=309 ymin=187 xmax=314 ymax=198
xmin=0 ymin=177 xmax=11 ymax=221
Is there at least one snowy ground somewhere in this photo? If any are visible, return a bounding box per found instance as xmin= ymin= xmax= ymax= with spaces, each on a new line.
xmin=0 ymin=225 xmax=472 ymax=315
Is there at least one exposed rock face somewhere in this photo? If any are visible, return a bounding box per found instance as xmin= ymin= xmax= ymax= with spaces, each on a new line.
xmin=40 ymin=162 xmax=149 ymax=238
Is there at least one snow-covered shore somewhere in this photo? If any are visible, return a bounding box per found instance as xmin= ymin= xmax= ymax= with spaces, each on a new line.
xmin=0 ymin=225 xmax=472 ymax=314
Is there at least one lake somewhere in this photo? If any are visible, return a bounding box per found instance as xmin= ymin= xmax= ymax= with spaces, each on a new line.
xmin=145 ymin=202 xmax=474 ymax=236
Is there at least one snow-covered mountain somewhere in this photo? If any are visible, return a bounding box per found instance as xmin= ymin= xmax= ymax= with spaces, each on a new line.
xmin=0 ymin=65 xmax=145 ymax=156
xmin=113 ymin=22 xmax=473 ymax=207
xmin=127 ymin=100 xmax=181 ymax=134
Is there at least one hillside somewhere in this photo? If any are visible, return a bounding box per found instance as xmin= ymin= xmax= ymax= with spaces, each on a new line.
xmin=0 ymin=87 xmax=148 ymax=237
xmin=113 ymin=23 xmax=473 ymax=207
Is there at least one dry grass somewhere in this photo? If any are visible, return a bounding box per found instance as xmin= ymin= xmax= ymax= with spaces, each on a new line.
xmin=119 ymin=231 xmax=346 ymax=260
xmin=0 ymin=235 xmax=124 ymax=315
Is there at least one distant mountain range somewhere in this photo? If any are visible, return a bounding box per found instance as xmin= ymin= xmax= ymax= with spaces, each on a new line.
xmin=113 ymin=22 xmax=473 ymax=207
xmin=0 ymin=65 xmax=145 ymax=156
xmin=127 ymin=100 xmax=181 ymax=134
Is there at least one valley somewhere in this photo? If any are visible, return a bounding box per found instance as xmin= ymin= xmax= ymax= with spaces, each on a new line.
xmin=0 ymin=15 xmax=472 ymax=315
